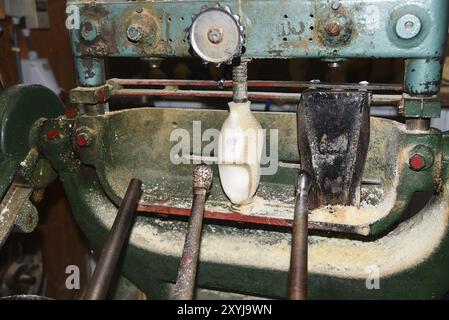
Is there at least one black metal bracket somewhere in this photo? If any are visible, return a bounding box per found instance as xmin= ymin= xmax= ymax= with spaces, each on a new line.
xmin=297 ymin=90 xmax=370 ymax=208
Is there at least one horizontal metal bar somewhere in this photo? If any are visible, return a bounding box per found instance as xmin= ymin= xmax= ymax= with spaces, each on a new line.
xmin=112 ymin=88 xmax=401 ymax=105
xmin=110 ymin=78 xmax=404 ymax=92
xmin=136 ymin=204 xmax=369 ymax=235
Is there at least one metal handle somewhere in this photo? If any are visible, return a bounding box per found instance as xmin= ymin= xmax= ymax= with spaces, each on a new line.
xmin=289 ymin=171 xmax=311 ymax=300
xmin=174 ymin=165 xmax=213 ymax=300
xmin=84 ymin=178 xmax=143 ymax=300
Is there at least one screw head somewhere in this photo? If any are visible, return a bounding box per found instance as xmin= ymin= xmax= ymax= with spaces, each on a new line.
xmin=409 ymin=154 xmax=425 ymax=171
xmin=127 ymin=24 xmax=144 ymax=42
xmin=207 ymin=28 xmax=224 ymax=44
xmin=325 ymin=19 xmax=341 ymax=36
xmin=395 ymin=14 xmax=421 ymax=39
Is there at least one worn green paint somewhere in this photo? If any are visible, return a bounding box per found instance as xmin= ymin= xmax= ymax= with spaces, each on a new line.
xmin=39 ymin=108 xmax=439 ymax=236
xmin=405 ymin=58 xmax=445 ymax=95
xmin=402 ymin=95 xmax=441 ymax=118
xmin=0 ymin=85 xmax=64 ymax=198
xmin=32 ymin=105 xmax=449 ymax=299
xmin=68 ymin=0 xmax=448 ymax=59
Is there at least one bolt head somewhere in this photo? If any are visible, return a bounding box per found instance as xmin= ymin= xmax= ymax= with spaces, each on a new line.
xmin=127 ymin=24 xmax=144 ymax=42
xmin=46 ymin=129 xmax=60 ymax=140
xmin=325 ymin=20 xmax=341 ymax=36
xmin=207 ymin=28 xmax=224 ymax=44
xmin=65 ymin=107 xmax=78 ymax=118
xmin=76 ymin=133 xmax=90 ymax=147
xmin=409 ymin=154 xmax=425 ymax=171
xmin=395 ymin=14 xmax=421 ymax=39
xmin=80 ymin=22 xmax=97 ymax=41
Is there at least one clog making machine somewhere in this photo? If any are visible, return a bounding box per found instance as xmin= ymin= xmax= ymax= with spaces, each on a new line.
xmin=1 ymin=0 xmax=449 ymax=299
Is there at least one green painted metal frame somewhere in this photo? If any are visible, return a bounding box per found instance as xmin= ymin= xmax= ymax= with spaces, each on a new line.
xmin=68 ymin=0 xmax=449 ymax=94
xmin=33 ymin=106 xmax=449 ymax=298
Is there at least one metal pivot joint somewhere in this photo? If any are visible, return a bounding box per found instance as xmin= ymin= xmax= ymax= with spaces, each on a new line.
xmin=84 ymin=178 xmax=143 ymax=300
xmin=289 ymin=170 xmax=312 ymax=300
xmin=174 ymin=165 xmax=213 ymax=300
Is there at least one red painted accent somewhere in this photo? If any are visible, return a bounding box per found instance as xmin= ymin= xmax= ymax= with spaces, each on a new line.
xmin=76 ymin=134 xmax=88 ymax=147
xmin=137 ymin=204 xmax=292 ymax=228
xmin=409 ymin=154 xmax=425 ymax=171
xmin=98 ymin=90 xmax=106 ymax=103
xmin=46 ymin=129 xmax=60 ymax=140
xmin=65 ymin=107 xmax=78 ymax=118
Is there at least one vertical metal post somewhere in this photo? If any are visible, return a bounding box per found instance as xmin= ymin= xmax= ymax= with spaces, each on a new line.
xmin=174 ymin=165 xmax=213 ymax=300
xmin=289 ymin=171 xmax=311 ymax=300
xmin=74 ymin=57 xmax=106 ymax=115
xmin=84 ymin=178 xmax=143 ymax=300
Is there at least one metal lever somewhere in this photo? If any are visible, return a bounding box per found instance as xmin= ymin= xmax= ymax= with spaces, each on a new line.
xmin=289 ymin=171 xmax=311 ymax=300
xmin=174 ymin=165 xmax=213 ymax=300
xmin=84 ymin=178 xmax=143 ymax=300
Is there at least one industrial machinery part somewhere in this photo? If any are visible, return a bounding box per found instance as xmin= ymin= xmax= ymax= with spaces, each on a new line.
xmin=174 ymin=165 xmax=213 ymax=300
xmin=188 ymin=3 xmax=245 ymax=64
xmin=84 ymin=179 xmax=143 ymax=300
xmin=289 ymin=171 xmax=311 ymax=300
xmin=297 ymin=90 xmax=370 ymax=208
xmin=0 ymin=0 xmax=449 ymax=299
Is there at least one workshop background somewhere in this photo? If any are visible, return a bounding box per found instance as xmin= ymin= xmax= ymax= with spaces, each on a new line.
xmin=0 ymin=0 xmax=448 ymax=300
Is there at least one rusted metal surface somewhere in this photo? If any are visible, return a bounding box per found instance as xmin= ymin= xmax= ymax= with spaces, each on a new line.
xmin=84 ymin=179 xmax=142 ymax=300
xmin=289 ymin=171 xmax=311 ymax=300
xmin=0 ymin=177 xmax=33 ymax=248
xmin=297 ymin=90 xmax=370 ymax=207
xmin=110 ymin=78 xmax=403 ymax=92
xmin=70 ymin=78 xmax=405 ymax=105
xmin=174 ymin=165 xmax=212 ymax=300
xmin=111 ymin=88 xmax=401 ymax=105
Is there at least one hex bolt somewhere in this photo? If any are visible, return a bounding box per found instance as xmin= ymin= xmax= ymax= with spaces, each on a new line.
xmin=76 ymin=132 xmax=90 ymax=147
xmin=207 ymin=28 xmax=224 ymax=44
xmin=65 ymin=107 xmax=79 ymax=118
xmin=395 ymin=14 xmax=421 ymax=39
xmin=325 ymin=19 xmax=341 ymax=36
xmin=409 ymin=154 xmax=425 ymax=171
xmin=46 ymin=129 xmax=60 ymax=140
xmin=80 ymin=21 xmax=98 ymax=41
xmin=127 ymin=24 xmax=144 ymax=42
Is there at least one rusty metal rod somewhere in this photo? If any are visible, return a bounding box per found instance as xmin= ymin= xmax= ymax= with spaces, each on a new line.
xmin=289 ymin=171 xmax=312 ymax=300
xmin=111 ymin=88 xmax=401 ymax=105
xmin=84 ymin=178 xmax=143 ymax=300
xmin=110 ymin=78 xmax=404 ymax=92
xmin=174 ymin=165 xmax=213 ymax=300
